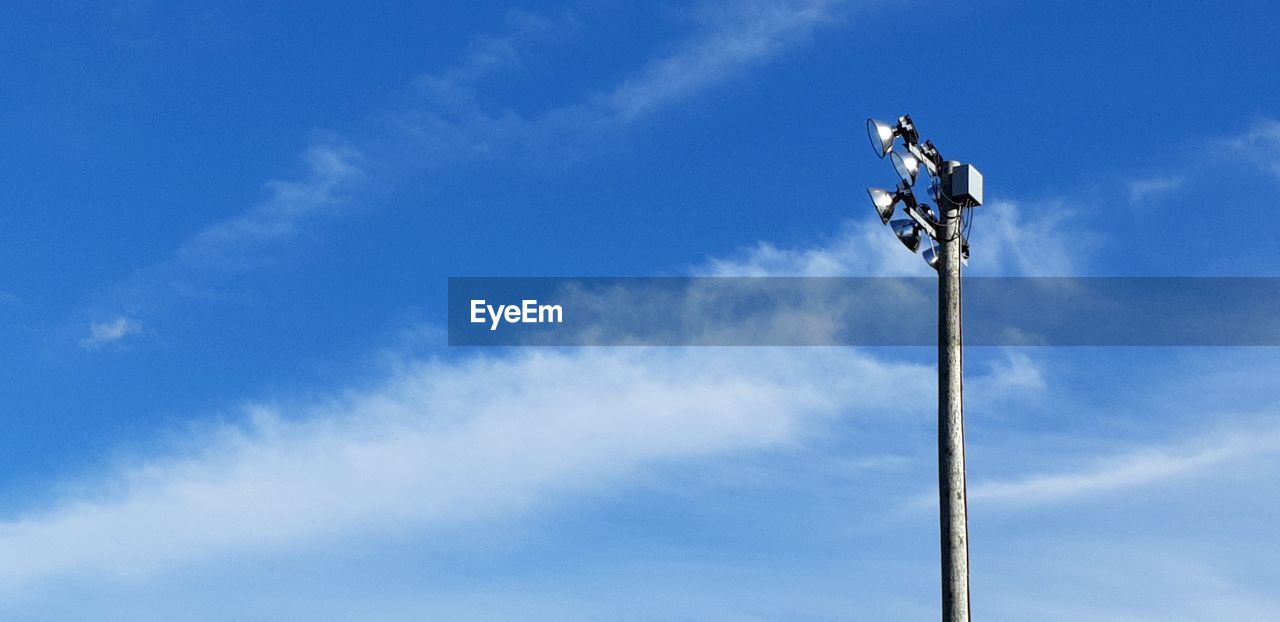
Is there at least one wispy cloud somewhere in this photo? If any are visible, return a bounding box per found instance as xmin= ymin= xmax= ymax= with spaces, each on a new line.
xmin=1222 ymin=118 xmax=1280 ymax=182
xmin=78 ymin=1 xmax=852 ymax=343
xmin=1126 ymin=175 xmax=1184 ymax=204
xmin=392 ymin=0 xmax=848 ymax=158
xmin=701 ymin=220 xmax=930 ymax=277
xmin=701 ymin=218 xmax=931 ymax=276
xmin=909 ymin=424 xmax=1280 ymax=511
xmin=3 ymin=190 xmax=1020 ymax=591
xmin=983 ymin=542 xmax=1280 ymax=622
xmin=0 ymin=347 xmax=930 ymax=589
xmin=701 ymin=199 xmax=1092 ymax=277
xmin=79 ymin=316 xmax=142 ymax=349
xmin=175 ymin=142 xmax=365 ymax=273
xmin=2 ymin=170 xmax=1069 ymax=592
xmin=967 ymin=351 xmax=1046 ymax=400
xmin=975 ymin=199 xmax=1096 ymax=276
xmin=603 ymin=0 xmax=845 ymax=122
xmin=1126 ymin=117 xmax=1280 ymax=204
xmin=413 ymin=9 xmax=574 ymax=114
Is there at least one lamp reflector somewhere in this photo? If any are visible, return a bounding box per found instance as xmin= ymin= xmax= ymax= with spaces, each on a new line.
xmin=923 ymin=243 xmax=970 ymax=269
xmin=867 ymin=118 xmax=895 ymax=158
xmin=890 ymin=149 xmax=919 ymax=186
xmin=891 ymin=218 xmax=922 ymax=252
xmin=868 ymin=187 xmax=896 ymax=223
xmin=920 ymin=203 xmax=938 ymax=225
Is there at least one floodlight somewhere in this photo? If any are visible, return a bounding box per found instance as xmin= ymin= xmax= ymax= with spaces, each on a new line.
xmin=920 ymin=204 xmax=938 ymax=225
xmin=867 ymin=118 xmax=896 ymax=158
xmin=891 ymin=218 xmax=922 ymax=252
xmin=867 ymin=186 xmax=913 ymax=224
xmin=923 ymin=244 xmax=969 ymax=269
xmin=866 ymin=115 xmax=919 ymax=158
xmin=890 ymin=149 xmax=920 ymax=186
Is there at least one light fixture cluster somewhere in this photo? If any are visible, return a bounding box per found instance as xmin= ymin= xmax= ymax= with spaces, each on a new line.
xmin=865 ymin=115 xmax=982 ymax=269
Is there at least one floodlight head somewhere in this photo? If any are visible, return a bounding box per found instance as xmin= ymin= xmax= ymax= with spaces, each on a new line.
xmin=866 ymin=115 xmax=919 ymax=157
xmin=919 ymin=203 xmax=938 ymax=225
xmin=923 ymin=246 xmax=939 ymax=270
xmin=923 ymin=241 xmax=970 ymax=270
xmin=867 ymin=118 xmax=896 ymax=158
xmin=890 ymin=218 xmax=922 ymax=252
xmin=867 ymin=187 xmax=897 ymax=224
xmin=890 ymin=149 xmax=920 ymax=186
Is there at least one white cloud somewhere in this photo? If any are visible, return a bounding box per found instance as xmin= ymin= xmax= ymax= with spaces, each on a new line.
xmin=1118 ymin=118 xmax=1280 ymax=211
xmin=983 ymin=542 xmax=1280 ymax=622
xmin=29 ymin=7 xmax=1280 ymax=619
xmin=1222 ymin=118 xmax=1280 ymax=182
xmin=0 ymin=347 xmax=931 ymax=589
xmin=973 ymin=199 xmax=1094 ymax=276
xmin=175 ymin=142 xmax=365 ymax=272
xmin=413 ymin=9 xmax=572 ymax=114
xmin=603 ymin=0 xmax=845 ymax=122
xmin=967 ymin=351 xmax=1046 ymax=399
xmin=701 ymin=199 xmax=1090 ymax=278
xmin=83 ymin=2 xmax=850 ymax=331
xmin=701 ymin=220 xmax=930 ymax=277
xmin=393 ymin=0 xmax=848 ymax=159
xmin=13 ymin=156 xmax=1052 ymax=589
xmin=907 ymin=425 xmax=1280 ymax=511
xmin=4 ymin=171 xmax=1072 ymax=591
xmin=79 ymin=317 xmax=142 ymax=349
xmin=1126 ymin=175 xmax=1184 ymax=203
xmin=27 ymin=7 xmax=918 ymax=584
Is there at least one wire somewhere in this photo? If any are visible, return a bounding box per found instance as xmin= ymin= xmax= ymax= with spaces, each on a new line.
xmin=936 ymin=198 xmax=969 ymax=242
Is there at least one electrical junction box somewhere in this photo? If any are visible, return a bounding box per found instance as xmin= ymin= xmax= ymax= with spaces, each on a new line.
xmin=946 ymin=164 xmax=983 ymax=206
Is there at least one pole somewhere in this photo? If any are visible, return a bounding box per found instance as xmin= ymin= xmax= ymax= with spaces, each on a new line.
xmin=937 ymin=169 xmax=970 ymax=621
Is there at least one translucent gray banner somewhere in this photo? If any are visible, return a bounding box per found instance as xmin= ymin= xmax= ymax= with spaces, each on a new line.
xmin=448 ymin=277 xmax=1280 ymax=346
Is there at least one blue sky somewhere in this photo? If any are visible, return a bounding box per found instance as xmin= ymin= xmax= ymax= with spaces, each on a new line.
xmin=2 ymin=1 xmax=1280 ymax=619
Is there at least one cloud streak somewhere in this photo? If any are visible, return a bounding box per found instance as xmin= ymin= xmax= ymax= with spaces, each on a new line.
xmin=701 ymin=199 xmax=1089 ymax=278
xmin=603 ymin=0 xmax=845 ymax=122
xmin=0 ymin=347 xmax=929 ymax=589
xmin=908 ymin=424 xmax=1280 ymax=512
xmin=79 ymin=317 xmax=142 ymax=349
xmin=1126 ymin=175 xmax=1184 ymax=204
xmin=1222 ymin=118 xmax=1280 ymax=182
xmin=175 ymin=142 xmax=366 ymax=273
xmin=78 ymin=1 xmax=853 ymax=343
xmin=393 ymin=0 xmax=848 ymax=158
xmin=0 ymin=182 xmax=1071 ymax=595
